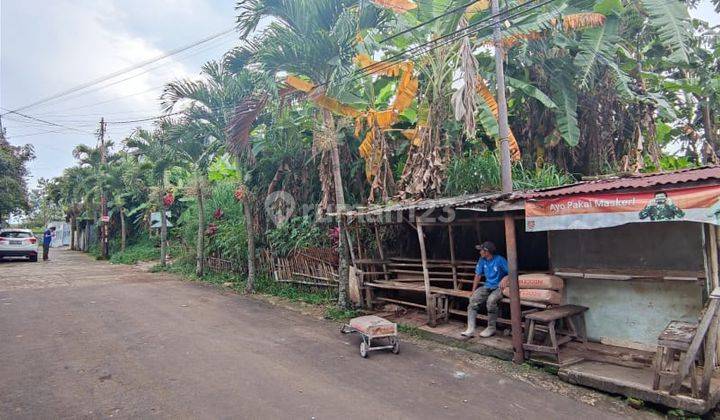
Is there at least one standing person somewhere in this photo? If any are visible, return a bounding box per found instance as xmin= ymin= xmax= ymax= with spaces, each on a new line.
xmin=461 ymin=241 xmax=508 ymax=338
xmin=42 ymin=226 xmax=56 ymax=261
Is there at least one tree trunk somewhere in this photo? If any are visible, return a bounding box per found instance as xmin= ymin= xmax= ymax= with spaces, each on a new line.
xmin=70 ymin=215 xmax=76 ymax=251
xmin=120 ymin=207 xmax=126 ymax=252
xmin=703 ymin=99 xmax=719 ymax=160
xmin=324 ymin=110 xmax=350 ymax=309
xmin=160 ymin=180 xmax=168 ymax=267
xmin=242 ymin=194 xmax=256 ymax=293
xmin=195 ymin=178 xmax=205 ymax=277
xmin=266 ymin=161 xmax=287 ymax=196
xmin=84 ymin=221 xmax=90 ymax=252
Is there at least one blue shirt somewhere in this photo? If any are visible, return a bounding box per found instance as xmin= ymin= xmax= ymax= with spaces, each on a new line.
xmin=43 ymin=229 xmax=52 ymax=245
xmin=475 ymin=255 xmax=508 ymax=289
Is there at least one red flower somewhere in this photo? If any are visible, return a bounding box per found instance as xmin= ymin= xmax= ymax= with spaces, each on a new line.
xmin=329 ymin=227 xmax=340 ymax=247
xmin=205 ymin=223 xmax=218 ymax=237
xmin=163 ymin=192 xmax=175 ymax=207
xmin=213 ymin=208 xmax=224 ymax=219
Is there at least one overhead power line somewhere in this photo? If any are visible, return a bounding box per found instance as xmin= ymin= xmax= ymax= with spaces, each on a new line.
xmin=2 ymin=26 xmax=237 ymax=116
xmin=27 ymin=31 xmax=237 ymax=114
xmin=380 ymin=0 xmax=485 ymax=44
xmin=335 ymin=0 xmax=555 ymax=88
xmin=0 ymin=108 xmax=95 ymax=135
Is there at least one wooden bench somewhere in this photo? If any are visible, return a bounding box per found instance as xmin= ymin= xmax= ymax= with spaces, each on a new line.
xmin=523 ymin=304 xmax=588 ymax=363
xmin=365 ymin=280 xmax=556 ymax=327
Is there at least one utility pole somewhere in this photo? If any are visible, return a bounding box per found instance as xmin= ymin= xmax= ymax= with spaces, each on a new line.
xmin=492 ymin=0 xmax=523 ymax=364
xmin=99 ymin=118 xmax=109 ymax=259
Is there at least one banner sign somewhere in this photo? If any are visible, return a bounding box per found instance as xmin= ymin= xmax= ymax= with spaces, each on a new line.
xmin=526 ymin=185 xmax=720 ymax=231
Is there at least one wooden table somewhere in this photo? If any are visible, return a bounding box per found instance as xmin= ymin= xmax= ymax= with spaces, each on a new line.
xmin=523 ymin=304 xmax=588 ymax=363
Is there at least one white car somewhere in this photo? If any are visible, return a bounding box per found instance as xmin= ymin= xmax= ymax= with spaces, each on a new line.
xmin=0 ymin=228 xmax=39 ymax=262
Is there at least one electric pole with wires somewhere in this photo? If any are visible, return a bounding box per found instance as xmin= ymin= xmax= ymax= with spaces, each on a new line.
xmin=492 ymin=0 xmax=523 ymax=364
xmin=98 ymin=117 xmax=109 ymax=259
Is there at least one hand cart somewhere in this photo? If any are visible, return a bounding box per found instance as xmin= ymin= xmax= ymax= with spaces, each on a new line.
xmin=341 ymin=315 xmax=399 ymax=358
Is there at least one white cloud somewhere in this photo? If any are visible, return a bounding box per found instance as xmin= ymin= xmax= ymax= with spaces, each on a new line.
xmin=1 ymin=0 xmax=237 ymax=186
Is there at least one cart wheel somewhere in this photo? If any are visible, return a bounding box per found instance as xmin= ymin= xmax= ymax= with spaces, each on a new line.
xmin=392 ymin=340 xmax=400 ymax=354
xmin=360 ymin=341 xmax=368 ymax=358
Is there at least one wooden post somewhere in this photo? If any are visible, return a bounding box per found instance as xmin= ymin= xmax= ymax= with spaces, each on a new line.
xmin=714 ymin=226 xmax=720 ymax=363
xmin=416 ymin=221 xmax=436 ymax=326
xmin=448 ymin=224 xmax=458 ymax=290
xmin=504 ymin=214 xmax=524 ymax=364
xmin=492 ymin=0 xmax=524 ymax=364
xmin=344 ymin=221 xmax=357 ymax=264
xmin=373 ymin=224 xmax=389 ymax=281
xmin=355 ymin=225 xmax=363 ymax=260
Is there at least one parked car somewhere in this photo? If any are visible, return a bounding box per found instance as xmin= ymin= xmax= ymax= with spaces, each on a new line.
xmin=0 ymin=228 xmax=39 ymax=262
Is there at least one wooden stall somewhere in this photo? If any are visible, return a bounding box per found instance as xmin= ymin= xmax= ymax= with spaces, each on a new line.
xmin=341 ymin=167 xmax=720 ymax=413
xmin=342 ymin=192 xmax=553 ymax=363
xmin=522 ymin=166 xmax=720 ymax=413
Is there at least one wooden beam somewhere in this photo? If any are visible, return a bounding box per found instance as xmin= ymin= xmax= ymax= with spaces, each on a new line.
xmin=671 ymin=298 xmax=720 ymax=394
xmin=701 ymin=307 xmax=719 ymax=398
xmin=448 ymin=224 xmax=458 ymax=290
xmin=373 ymin=224 xmax=389 ymax=281
xmin=416 ymin=222 xmax=436 ymax=326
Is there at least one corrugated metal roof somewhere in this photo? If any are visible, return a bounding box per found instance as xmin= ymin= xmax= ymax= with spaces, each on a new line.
xmin=520 ymin=166 xmax=720 ymax=199
xmin=343 ymin=191 xmax=507 ymax=217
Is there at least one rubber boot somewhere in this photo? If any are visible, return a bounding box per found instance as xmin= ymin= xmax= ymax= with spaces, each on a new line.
xmin=479 ymin=311 xmax=497 ymax=338
xmin=461 ymin=307 xmax=478 ymax=337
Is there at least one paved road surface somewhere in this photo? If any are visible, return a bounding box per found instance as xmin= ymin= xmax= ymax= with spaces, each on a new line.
xmin=1 ymin=249 xmax=631 ymax=419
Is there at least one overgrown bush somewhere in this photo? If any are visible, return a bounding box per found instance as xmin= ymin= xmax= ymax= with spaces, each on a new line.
xmin=205 ymin=182 xmax=248 ymax=262
xmin=174 ymin=181 xmax=248 ymax=263
xmin=266 ymin=215 xmax=332 ymax=257
xmin=110 ymin=237 xmax=159 ymax=265
xmin=445 ymin=151 xmax=575 ymax=195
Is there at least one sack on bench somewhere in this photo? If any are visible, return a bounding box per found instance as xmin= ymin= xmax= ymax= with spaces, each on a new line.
xmin=502 ymin=287 xmax=562 ymax=305
xmin=499 ymin=274 xmax=564 ymax=290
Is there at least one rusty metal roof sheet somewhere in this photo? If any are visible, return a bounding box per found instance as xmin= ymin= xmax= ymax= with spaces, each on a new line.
xmin=519 ymin=166 xmax=720 ymax=199
xmin=343 ymin=191 xmax=507 ymax=217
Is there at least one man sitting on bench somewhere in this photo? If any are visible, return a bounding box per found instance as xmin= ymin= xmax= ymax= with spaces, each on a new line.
xmin=462 ymin=241 xmax=508 ymax=338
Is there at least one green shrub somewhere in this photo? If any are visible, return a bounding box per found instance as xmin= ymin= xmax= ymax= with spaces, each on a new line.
xmin=266 ymin=215 xmax=332 ymax=257
xmin=324 ymin=307 xmax=360 ymax=321
xmin=253 ymin=275 xmax=336 ymax=305
xmin=110 ymin=238 xmax=159 ymax=265
xmin=445 ymin=151 xmax=575 ymax=195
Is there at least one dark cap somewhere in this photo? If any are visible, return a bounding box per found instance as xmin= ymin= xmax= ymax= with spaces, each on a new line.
xmin=475 ymin=241 xmax=496 ymax=254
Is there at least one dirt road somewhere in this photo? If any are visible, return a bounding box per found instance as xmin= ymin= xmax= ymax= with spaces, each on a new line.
xmin=0 ymin=249 xmax=641 ymax=419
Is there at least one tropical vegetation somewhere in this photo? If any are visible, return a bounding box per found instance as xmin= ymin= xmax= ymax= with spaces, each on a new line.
xmin=10 ymin=0 xmax=716 ymax=309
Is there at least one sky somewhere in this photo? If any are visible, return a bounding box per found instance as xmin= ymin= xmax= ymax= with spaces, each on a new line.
xmin=1 ymin=0 xmax=719 ymax=190
xmin=0 ymin=0 xmax=239 ymax=187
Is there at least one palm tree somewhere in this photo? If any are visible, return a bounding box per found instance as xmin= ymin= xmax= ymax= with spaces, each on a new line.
xmin=46 ymin=168 xmax=84 ymax=250
xmin=237 ymin=0 xmax=386 ymax=306
xmin=164 ymin=120 xmax=220 ymax=277
xmin=125 ymin=127 xmax=174 ymax=266
xmin=73 ymin=142 xmax=117 ymax=250
xmin=106 ymin=153 xmax=145 ymax=252
xmin=163 ymin=58 xmax=272 ymax=288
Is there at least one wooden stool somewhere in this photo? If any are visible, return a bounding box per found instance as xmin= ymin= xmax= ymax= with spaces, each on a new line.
xmin=523 ymin=304 xmax=588 ymax=363
xmin=652 ymin=321 xmax=700 ymax=396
